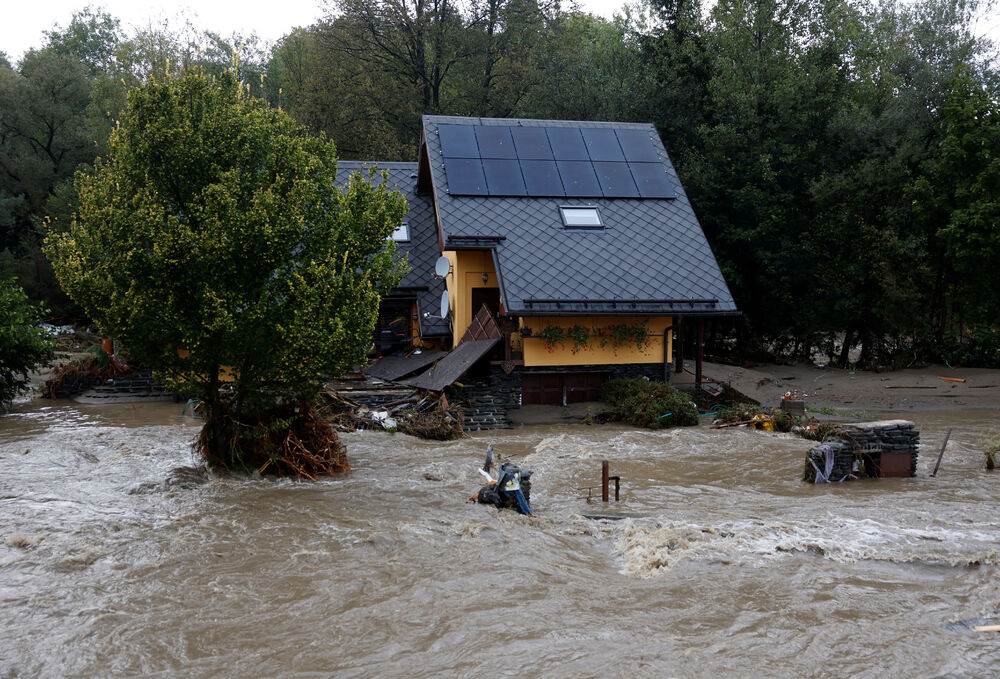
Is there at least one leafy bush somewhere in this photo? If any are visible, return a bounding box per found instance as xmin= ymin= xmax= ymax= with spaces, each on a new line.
xmin=598 ymin=377 xmax=698 ymax=429
xmin=0 ymin=278 xmax=54 ymax=409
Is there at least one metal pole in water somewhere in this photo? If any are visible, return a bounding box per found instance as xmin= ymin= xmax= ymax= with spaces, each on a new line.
xmin=602 ymin=460 xmax=609 ymax=502
xmin=931 ymin=428 xmax=952 ymax=477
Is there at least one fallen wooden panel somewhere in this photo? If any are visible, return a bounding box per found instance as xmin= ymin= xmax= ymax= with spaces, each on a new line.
xmin=366 ymin=351 xmax=445 ymax=381
xmin=403 ymin=339 xmax=499 ymax=391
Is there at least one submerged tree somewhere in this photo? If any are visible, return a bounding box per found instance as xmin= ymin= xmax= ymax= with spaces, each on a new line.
xmin=46 ymin=68 xmax=407 ymax=475
xmin=0 ymin=278 xmax=54 ymax=411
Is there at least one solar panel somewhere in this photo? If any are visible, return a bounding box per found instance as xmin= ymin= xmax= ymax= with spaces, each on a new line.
xmin=519 ymin=160 xmax=564 ymax=196
xmin=557 ymin=161 xmax=602 ymax=196
xmin=628 ymin=162 xmax=675 ymax=199
xmin=546 ymin=128 xmax=589 ymax=160
xmin=444 ymin=158 xmax=488 ymax=195
xmin=511 ymin=127 xmax=552 ymax=160
xmin=438 ymin=125 xmax=480 ymax=158
xmin=581 ymin=128 xmax=624 ymax=162
xmin=594 ymin=161 xmax=639 ymax=197
xmin=615 ymin=129 xmax=660 ymax=162
xmin=483 ymin=159 xmax=526 ymax=196
xmin=475 ymin=126 xmax=517 ymax=159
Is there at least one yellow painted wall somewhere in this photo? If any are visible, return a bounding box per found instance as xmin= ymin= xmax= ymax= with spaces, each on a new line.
xmin=520 ymin=316 xmax=673 ymax=367
xmin=443 ymin=250 xmax=498 ymax=347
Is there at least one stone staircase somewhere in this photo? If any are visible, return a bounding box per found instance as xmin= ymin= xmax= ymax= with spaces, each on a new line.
xmin=74 ymin=369 xmax=174 ymax=403
xmin=456 ymin=380 xmax=513 ymax=430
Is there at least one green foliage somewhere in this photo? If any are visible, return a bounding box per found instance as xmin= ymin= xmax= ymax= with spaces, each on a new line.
xmin=0 ymin=278 xmax=54 ymax=410
xmin=43 ymin=7 xmax=124 ymax=75
xmin=46 ymin=67 xmax=407 ymax=463
xmin=909 ymin=68 xmax=1000 ymax=363
xmin=599 ymin=377 xmax=698 ymax=429
xmin=0 ymin=49 xmax=94 ymax=253
xmin=537 ymin=322 xmax=651 ymax=353
xmin=537 ymin=325 xmax=567 ymax=352
xmin=566 ymin=324 xmax=589 ymax=353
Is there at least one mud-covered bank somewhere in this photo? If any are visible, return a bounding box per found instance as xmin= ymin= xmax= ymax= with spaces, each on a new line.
xmin=2 ymin=400 xmax=999 ymax=678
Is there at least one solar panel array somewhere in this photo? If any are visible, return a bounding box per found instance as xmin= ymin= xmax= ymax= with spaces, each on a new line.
xmin=438 ymin=124 xmax=676 ymax=199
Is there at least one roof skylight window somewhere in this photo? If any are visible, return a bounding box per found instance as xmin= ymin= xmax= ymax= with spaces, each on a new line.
xmin=389 ymin=223 xmax=410 ymax=242
xmin=559 ymin=207 xmax=603 ymax=229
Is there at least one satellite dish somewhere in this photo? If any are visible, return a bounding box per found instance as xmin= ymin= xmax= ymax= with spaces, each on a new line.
xmin=434 ymin=255 xmax=450 ymax=278
xmin=440 ymin=290 xmax=450 ymax=320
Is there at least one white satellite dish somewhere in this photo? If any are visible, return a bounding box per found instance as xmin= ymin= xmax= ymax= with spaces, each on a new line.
xmin=440 ymin=290 xmax=450 ymax=320
xmin=434 ymin=255 xmax=450 ymax=278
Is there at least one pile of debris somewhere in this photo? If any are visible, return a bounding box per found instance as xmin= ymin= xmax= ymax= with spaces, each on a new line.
xmin=710 ymin=403 xmax=798 ymax=432
xmin=320 ymin=389 xmax=465 ymax=440
xmin=45 ymin=345 xmax=137 ymax=398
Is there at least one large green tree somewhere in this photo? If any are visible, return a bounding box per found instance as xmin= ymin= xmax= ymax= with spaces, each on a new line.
xmin=46 ymin=68 xmax=407 ymax=473
xmin=910 ymin=69 xmax=1000 ymax=363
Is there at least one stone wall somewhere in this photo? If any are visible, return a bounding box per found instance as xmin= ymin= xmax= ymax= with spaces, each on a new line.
xmin=520 ymin=362 xmax=666 ymax=382
xmin=804 ymin=420 xmax=919 ymax=482
xmin=453 ymin=370 xmax=519 ymax=430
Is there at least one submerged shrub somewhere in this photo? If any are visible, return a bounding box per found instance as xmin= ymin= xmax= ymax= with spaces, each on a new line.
xmin=599 ymin=377 xmax=698 ymax=429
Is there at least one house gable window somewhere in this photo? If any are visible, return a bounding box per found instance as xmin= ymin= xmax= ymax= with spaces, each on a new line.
xmin=559 ymin=207 xmax=603 ymax=229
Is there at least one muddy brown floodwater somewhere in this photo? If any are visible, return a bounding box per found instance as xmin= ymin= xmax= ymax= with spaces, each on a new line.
xmin=2 ymin=400 xmax=1000 ymax=678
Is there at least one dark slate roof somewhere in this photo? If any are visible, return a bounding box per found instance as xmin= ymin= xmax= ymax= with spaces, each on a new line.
xmin=335 ymin=161 xmax=450 ymax=337
xmin=366 ymin=350 xmax=446 ymax=381
xmin=421 ymin=116 xmax=737 ymax=316
xmin=403 ymin=339 xmax=499 ymax=391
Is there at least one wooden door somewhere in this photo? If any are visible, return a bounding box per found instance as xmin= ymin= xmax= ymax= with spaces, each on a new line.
xmin=564 ymin=372 xmax=607 ymax=403
xmin=522 ymin=373 xmax=564 ymax=405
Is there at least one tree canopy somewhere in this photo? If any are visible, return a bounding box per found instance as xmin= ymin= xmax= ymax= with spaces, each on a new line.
xmin=46 ymin=67 xmax=407 ymax=471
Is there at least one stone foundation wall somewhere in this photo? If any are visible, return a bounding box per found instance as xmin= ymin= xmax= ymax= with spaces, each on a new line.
xmin=519 ymin=362 xmax=665 ymax=382
xmin=453 ymin=370 xmax=519 ymax=430
xmin=805 ymin=420 xmax=919 ymax=482
xmin=47 ymin=368 xmax=171 ymax=400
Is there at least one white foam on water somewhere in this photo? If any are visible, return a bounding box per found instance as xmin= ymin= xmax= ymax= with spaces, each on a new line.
xmin=616 ymin=515 xmax=1000 ymax=577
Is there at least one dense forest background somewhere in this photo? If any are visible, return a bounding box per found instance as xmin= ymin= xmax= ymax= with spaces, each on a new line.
xmin=2 ymin=0 xmax=998 ymax=368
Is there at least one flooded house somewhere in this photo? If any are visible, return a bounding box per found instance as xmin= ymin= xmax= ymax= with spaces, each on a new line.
xmin=339 ymin=115 xmax=737 ymax=415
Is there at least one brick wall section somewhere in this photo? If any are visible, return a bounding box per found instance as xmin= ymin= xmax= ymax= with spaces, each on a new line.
xmin=805 ymin=420 xmax=919 ymax=482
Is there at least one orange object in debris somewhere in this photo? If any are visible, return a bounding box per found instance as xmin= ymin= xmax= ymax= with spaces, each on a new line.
xmin=101 ymin=338 xmax=113 ymax=354
xmin=937 ymin=376 xmax=967 ymax=383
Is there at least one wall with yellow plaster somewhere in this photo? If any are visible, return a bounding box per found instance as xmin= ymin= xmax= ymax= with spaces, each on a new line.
xmin=443 ymin=250 xmax=498 ymax=347
xmin=519 ymin=316 xmax=673 ymax=367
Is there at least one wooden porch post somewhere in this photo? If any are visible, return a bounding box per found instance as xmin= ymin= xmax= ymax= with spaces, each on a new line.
xmin=674 ymin=317 xmax=684 ymax=374
xmin=696 ymin=318 xmax=704 ymax=390
xmin=663 ymin=326 xmax=671 ymax=383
